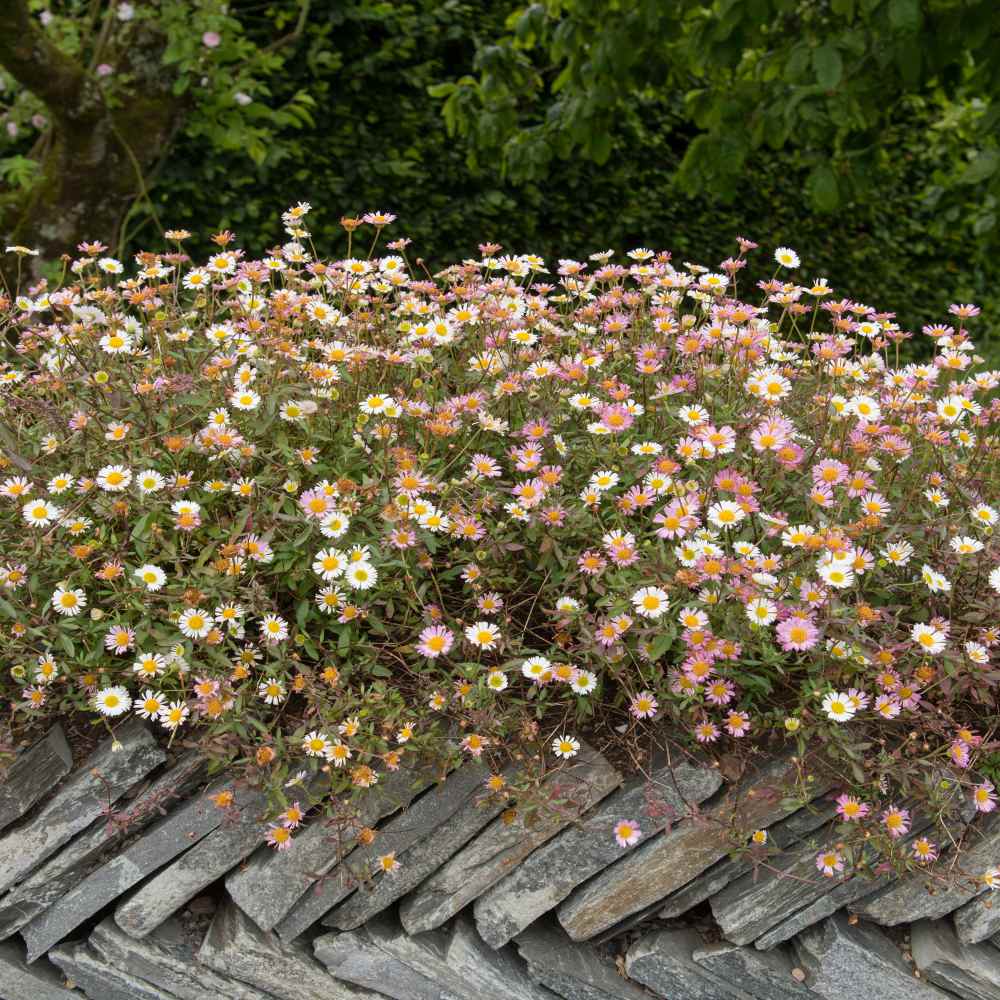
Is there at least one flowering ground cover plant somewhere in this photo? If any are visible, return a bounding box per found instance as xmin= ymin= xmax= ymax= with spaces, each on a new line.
xmin=1 ymin=208 xmax=999 ymax=889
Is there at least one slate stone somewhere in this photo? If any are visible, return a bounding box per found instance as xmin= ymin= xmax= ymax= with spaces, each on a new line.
xmin=319 ymin=762 xmax=505 ymax=936
xmin=86 ymin=916 xmax=272 ymax=1000
xmin=658 ymin=799 xmax=837 ymax=920
xmin=0 ymin=725 xmax=72 ymax=834
xmin=198 ymin=898 xmax=381 ymax=1000
xmin=314 ymin=912 xmax=553 ymax=1000
xmin=515 ymin=921 xmax=651 ymax=1000
xmin=0 ymin=939 xmax=78 ymax=1000
xmin=22 ymin=773 xmax=233 ymax=960
xmin=0 ymin=752 xmax=206 ymax=940
xmin=311 ymin=761 xmax=486 ymax=929
xmin=911 ymin=918 xmax=1000 ymax=1000
xmin=558 ymin=751 xmax=829 ymax=941
xmin=955 ymin=886 xmax=1000 ymax=944
xmin=0 ymin=719 xmax=164 ymax=895
xmin=711 ymin=822 xmax=852 ymax=946
xmin=228 ymin=761 xmax=440 ymax=933
xmin=691 ymin=941 xmax=815 ymax=1000
xmin=793 ymin=912 xmax=950 ymax=1000
xmin=752 ymin=873 xmax=891 ymax=951
xmin=399 ymin=743 xmax=621 ymax=935
xmin=625 ymin=928 xmax=752 ymax=1000
xmin=473 ymin=756 xmax=722 ymax=948
xmin=852 ymin=812 xmax=1000 ymax=926
xmin=115 ymin=776 xmax=323 ymax=939
xmin=48 ymin=940 xmax=176 ymax=1000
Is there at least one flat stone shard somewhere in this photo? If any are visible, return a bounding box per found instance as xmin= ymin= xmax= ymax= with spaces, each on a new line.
xmin=0 ymin=725 xmax=72 ymax=834
xmin=0 ymin=719 xmax=164 ymax=895
xmin=691 ymin=941 xmax=815 ymax=1000
xmin=320 ymin=763 xmax=504 ymax=936
xmin=624 ymin=928 xmax=752 ymax=1000
xmin=954 ymin=884 xmax=1000 ymax=944
xmin=314 ymin=912 xmax=552 ymax=1000
xmin=87 ymin=917 xmax=272 ymax=1000
xmin=399 ymin=743 xmax=621 ymax=935
xmin=793 ymin=912 xmax=950 ymax=1000
xmin=48 ymin=940 xmax=176 ymax=1000
xmin=559 ymin=751 xmax=826 ymax=941
xmin=515 ymin=921 xmax=650 ymax=1000
xmin=115 ymin=776 xmax=309 ymax=939
xmin=911 ymin=918 xmax=1000 ymax=1000
xmin=851 ymin=813 xmax=1000 ymax=926
xmin=22 ymin=775 xmax=233 ymax=960
xmin=0 ymin=939 xmax=78 ymax=1000
xmin=474 ymin=757 xmax=722 ymax=948
xmin=657 ymin=800 xmax=837 ymax=923
xmin=228 ymin=762 xmax=439 ymax=933
xmin=0 ymin=752 xmax=207 ymax=940
xmin=198 ymin=898 xmax=377 ymax=1000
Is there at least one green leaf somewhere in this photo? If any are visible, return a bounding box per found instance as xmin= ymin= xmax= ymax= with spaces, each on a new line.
xmin=830 ymin=0 xmax=855 ymax=19
xmin=590 ymin=129 xmax=612 ymax=165
xmin=888 ymin=0 xmax=921 ymax=32
xmin=958 ymin=150 xmax=1000 ymax=186
xmin=807 ymin=162 xmax=840 ymax=212
xmin=813 ymin=45 xmax=843 ymax=89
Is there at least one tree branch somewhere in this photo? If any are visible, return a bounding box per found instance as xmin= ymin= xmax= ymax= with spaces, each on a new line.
xmin=0 ymin=0 xmax=88 ymax=118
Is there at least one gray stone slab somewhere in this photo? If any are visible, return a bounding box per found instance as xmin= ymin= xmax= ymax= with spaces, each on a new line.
xmin=911 ymin=918 xmax=1000 ymax=1000
xmin=315 ymin=912 xmax=553 ymax=1000
xmin=115 ymin=775 xmax=322 ymax=939
xmin=88 ymin=916 xmax=272 ymax=1000
xmin=692 ymin=941 xmax=815 ymax=1000
xmin=198 ymin=898 xmax=380 ymax=999
xmin=0 ymin=725 xmax=72 ymax=834
xmin=474 ymin=756 xmax=722 ymax=948
xmin=0 ymin=719 xmax=165 ymax=895
xmin=515 ymin=921 xmax=651 ymax=1000
xmin=22 ymin=772 xmax=233 ymax=960
xmin=753 ymin=872 xmax=891 ymax=950
xmin=625 ymin=928 xmax=752 ymax=1000
xmin=0 ymin=752 xmax=206 ymax=942
xmin=48 ymin=940 xmax=175 ymax=1000
xmin=956 ymin=886 xmax=1000 ymax=944
xmin=711 ymin=823 xmax=847 ymax=946
xmin=229 ymin=761 xmax=440 ymax=933
xmin=399 ymin=743 xmax=621 ymax=935
xmin=319 ymin=762 xmax=504 ymax=936
xmin=659 ymin=799 xmax=836 ymax=920
xmin=794 ymin=911 xmax=950 ymax=1000
xmin=558 ymin=751 xmax=829 ymax=941
xmin=852 ymin=812 xmax=1000 ymax=926
xmin=0 ymin=939 xmax=78 ymax=1000
xmin=312 ymin=761 xmax=486 ymax=931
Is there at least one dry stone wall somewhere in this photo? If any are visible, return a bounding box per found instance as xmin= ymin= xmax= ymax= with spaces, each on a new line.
xmin=1 ymin=722 xmax=999 ymax=1000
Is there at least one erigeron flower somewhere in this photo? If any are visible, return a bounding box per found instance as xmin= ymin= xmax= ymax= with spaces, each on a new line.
xmin=258 ymin=677 xmax=286 ymax=705
xmin=632 ymin=586 xmax=669 ymax=619
xmin=614 ymin=819 xmax=642 ymax=848
xmin=417 ymin=625 xmax=453 ymax=658
xmin=816 ymin=850 xmax=843 ymax=877
xmin=96 ymin=465 xmax=132 ymax=491
xmin=303 ymin=731 xmax=332 ymax=757
xmin=52 ymin=586 xmax=86 ymax=616
xmin=911 ymin=623 xmax=946 ymax=655
xmin=260 ymin=614 xmax=289 ymax=642
xmin=486 ymin=670 xmax=508 ymax=692
xmin=133 ymin=689 xmax=165 ymax=719
xmin=552 ymin=735 xmax=580 ymax=759
xmin=345 ymin=562 xmax=377 ymax=590
xmin=822 ymin=692 xmax=855 ymax=723
xmin=135 ymin=564 xmax=166 ymax=591
xmin=94 ymin=685 xmax=130 ymax=717
xmin=159 ymin=701 xmax=189 ymax=730
xmin=178 ymin=608 xmax=213 ymax=639
xmin=774 ymin=246 xmax=800 ymax=268
xmin=465 ymin=621 xmax=501 ymax=650
xmin=630 ymin=690 xmax=658 ymax=719
xmin=882 ymin=805 xmax=911 ymax=838
xmin=22 ymin=499 xmax=61 ymax=527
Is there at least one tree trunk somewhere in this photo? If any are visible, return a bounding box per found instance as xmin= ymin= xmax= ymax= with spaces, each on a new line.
xmin=0 ymin=2 xmax=186 ymax=288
